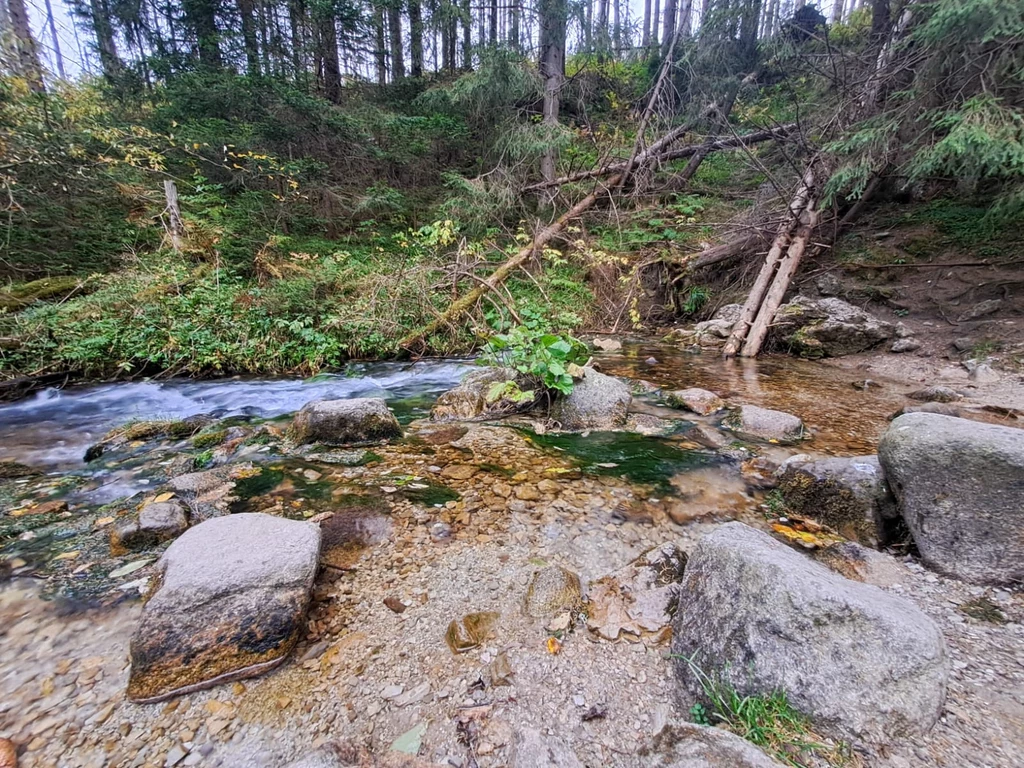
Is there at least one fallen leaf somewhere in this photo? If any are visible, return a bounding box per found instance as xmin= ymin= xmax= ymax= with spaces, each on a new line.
xmin=153 ymin=492 xmax=175 ymax=503
xmin=109 ymin=559 xmax=153 ymax=579
xmin=546 ymin=636 xmax=562 ymax=654
xmin=54 ymin=551 xmax=80 ymax=561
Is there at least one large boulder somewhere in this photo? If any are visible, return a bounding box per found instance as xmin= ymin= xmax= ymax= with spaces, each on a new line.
xmin=672 ymin=523 xmax=948 ymax=744
xmin=549 ymin=369 xmax=631 ymax=431
xmin=639 ymin=723 xmax=786 ymax=768
xmin=777 ymin=455 xmax=897 ymax=546
xmin=672 ymin=305 xmax=744 ymax=348
xmin=127 ymin=513 xmax=321 ymax=703
xmin=721 ymin=405 xmax=805 ymax=444
xmin=430 ymin=367 xmax=520 ymax=421
xmin=878 ymin=413 xmax=1024 ymax=584
xmin=771 ymin=296 xmax=895 ymax=357
xmin=292 ymin=397 xmax=401 ymax=445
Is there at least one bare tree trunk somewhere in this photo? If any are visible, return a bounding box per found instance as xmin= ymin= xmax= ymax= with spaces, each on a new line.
xmin=409 ymin=0 xmax=423 ymax=75
xmin=288 ymin=0 xmax=305 ymax=76
xmin=722 ymin=167 xmax=814 ymax=357
xmin=163 ymin=181 xmax=185 ymax=253
xmin=182 ymin=0 xmax=222 ymax=68
xmin=651 ymin=0 xmax=660 ymax=45
xmin=388 ymin=0 xmax=405 ymax=78
xmin=677 ymin=0 xmax=692 ymax=37
xmin=461 ymin=0 xmax=472 ymax=67
xmin=832 ymin=0 xmax=845 ymax=23
xmin=43 ymin=0 xmax=66 ymax=79
xmin=489 ymin=0 xmax=498 ymax=44
xmin=374 ymin=4 xmax=387 ymax=84
xmin=8 ymin=0 xmax=45 ymax=90
xmin=661 ymin=0 xmax=677 ymax=57
xmin=596 ymin=0 xmax=609 ymax=55
xmin=538 ymin=0 xmax=567 ymax=182
xmin=237 ymin=0 xmax=261 ymax=74
xmin=642 ymin=0 xmax=651 ymax=45
xmin=509 ymin=0 xmax=519 ymax=51
xmin=524 ymin=124 xmax=796 ymax=192
xmin=741 ymin=197 xmax=820 ymax=357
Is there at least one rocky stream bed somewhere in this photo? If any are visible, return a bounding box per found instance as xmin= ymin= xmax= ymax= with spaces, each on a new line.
xmin=0 ymin=344 xmax=1022 ymax=768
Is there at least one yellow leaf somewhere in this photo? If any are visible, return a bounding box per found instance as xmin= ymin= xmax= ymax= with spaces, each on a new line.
xmin=154 ymin=492 xmax=175 ymax=503
xmin=54 ymin=551 xmax=80 ymax=561
xmin=546 ymin=636 xmax=562 ymax=655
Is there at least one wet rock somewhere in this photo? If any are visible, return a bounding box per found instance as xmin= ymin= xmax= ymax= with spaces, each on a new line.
xmin=587 ymin=543 xmax=686 ymax=642
xmin=665 ymin=388 xmax=725 ymax=416
xmin=770 ymin=296 xmax=894 ymax=357
xmin=879 ymin=413 xmax=1024 ymax=584
xmin=523 ymin=566 xmax=583 ymax=618
xmin=127 ymin=513 xmax=321 ymax=703
xmin=592 ymin=337 xmax=622 ymax=352
xmin=549 ymin=369 xmax=631 ymax=431
xmin=510 ymin=728 xmax=583 ymax=768
xmin=641 ymin=723 xmax=786 ymax=767
xmin=430 ymin=367 xmax=520 ymax=421
xmin=722 ymin=405 xmax=805 ymax=444
xmin=740 ymin=456 xmax=779 ymax=490
xmin=445 ymin=611 xmax=499 ymax=653
xmin=292 ymin=398 xmax=401 ymax=445
xmin=957 ymin=298 xmax=1001 ymax=322
xmin=0 ymin=737 xmax=15 ymax=768
xmin=891 ymin=338 xmax=922 ymax=353
xmin=673 ymin=522 xmax=948 ymax=743
xmin=111 ymin=501 xmax=190 ymax=552
xmin=907 ymin=385 xmax=960 ymax=403
xmin=890 ymin=402 xmax=963 ymax=420
xmin=0 ymin=460 xmax=36 ymax=479
xmin=776 ymin=455 xmax=896 ymax=546
xmin=812 ymin=541 xmax=908 ymax=587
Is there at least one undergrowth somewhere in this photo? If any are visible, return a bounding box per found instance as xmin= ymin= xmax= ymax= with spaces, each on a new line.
xmin=682 ymin=656 xmax=859 ymax=767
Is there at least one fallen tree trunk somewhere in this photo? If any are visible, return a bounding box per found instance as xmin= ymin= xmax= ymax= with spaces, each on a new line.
xmin=740 ymin=195 xmax=821 ymax=357
xmin=721 ymin=167 xmax=815 ymax=357
xmin=399 ymin=174 xmax=624 ymax=353
xmin=523 ymin=124 xmax=796 ymax=193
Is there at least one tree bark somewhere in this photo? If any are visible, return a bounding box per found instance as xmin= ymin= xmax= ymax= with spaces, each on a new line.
xmin=740 ymin=198 xmax=820 ymax=357
xmin=164 ymin=180 xmax=185 ymax=253
xmin=409 ymin=0 xmax=423 ymax=75
xmin=509 ymin=0 xmax=519 ymax=51
xmin=661 ymin=0 xmax=677 ymax=58
xmin=388 ymin=0 xmax=405 ymax=79
xmin=461 ymin=0 xmax=472 ymax=67
xmin=651 ymin=0 xmax=659 ymax=45
xmin=374 ymin=3 xmax=387 ymax=84
xmin=89 ymin=0 xmax=122 ymax=81
xmin=8 ymin=0 xmax=45 ymax=91
xmin=43 ymin=0 xmax=66 ymax=79
xmin=317 ymin=9 xmax=341 ymax=99
xmin=722 ymin=167 xmax=814 ymax=357
xmin=538 ymin=0 xmax=567 ymax=182
xmin=489 ymin=0 xmax=498 ymax=44
xmin=642 ymin=0 xmax=651 ymax=46
xmin=237 ymin=0 xmax=261 ymax=74
xmin=677 ymin=0 xmax=692 ymax=37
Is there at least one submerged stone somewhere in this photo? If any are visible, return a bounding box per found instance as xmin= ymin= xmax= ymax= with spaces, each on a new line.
xmin=127 ymin=513 xmax=321 ymax=703
xmin=722 ymin=404 xmax=805 ymax=444
xmin=665 ymin=388 xmax=725 ymax=416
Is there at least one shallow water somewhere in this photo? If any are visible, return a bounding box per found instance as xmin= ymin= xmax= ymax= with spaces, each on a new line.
xmin=598 ymin=344 xmax=910 ymax=454
xmin=0 ymin=360 xmax=474 ymax=468
xmin=0 ymin=345 xmax=910 ymax=471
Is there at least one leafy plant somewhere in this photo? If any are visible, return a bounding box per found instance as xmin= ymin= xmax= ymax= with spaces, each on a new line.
xmin=480 ymin=325 xmax=589 ymax=396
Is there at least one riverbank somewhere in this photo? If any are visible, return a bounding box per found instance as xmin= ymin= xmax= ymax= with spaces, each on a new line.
xmin=1 ymin=343 xmax=1023 ymax=768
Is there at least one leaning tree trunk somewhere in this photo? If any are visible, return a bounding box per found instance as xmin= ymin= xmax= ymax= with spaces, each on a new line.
xmin=7 ymin=0 xmax=45 ymax=91
xmin=722 ymin=167 xmax=815 ymax=357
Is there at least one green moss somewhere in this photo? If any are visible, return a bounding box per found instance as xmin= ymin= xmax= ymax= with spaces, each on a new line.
xmin=959 ymin=596 xmax=1007 ymax=624
xmin=193 ymin=430 xmax=228 ymax=449
xmin=401 ymin=482 xmax=460 ymax=506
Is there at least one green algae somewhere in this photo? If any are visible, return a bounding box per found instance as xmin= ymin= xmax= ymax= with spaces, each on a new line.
xmin=522 ymin=429 xmax=722 ymax=494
